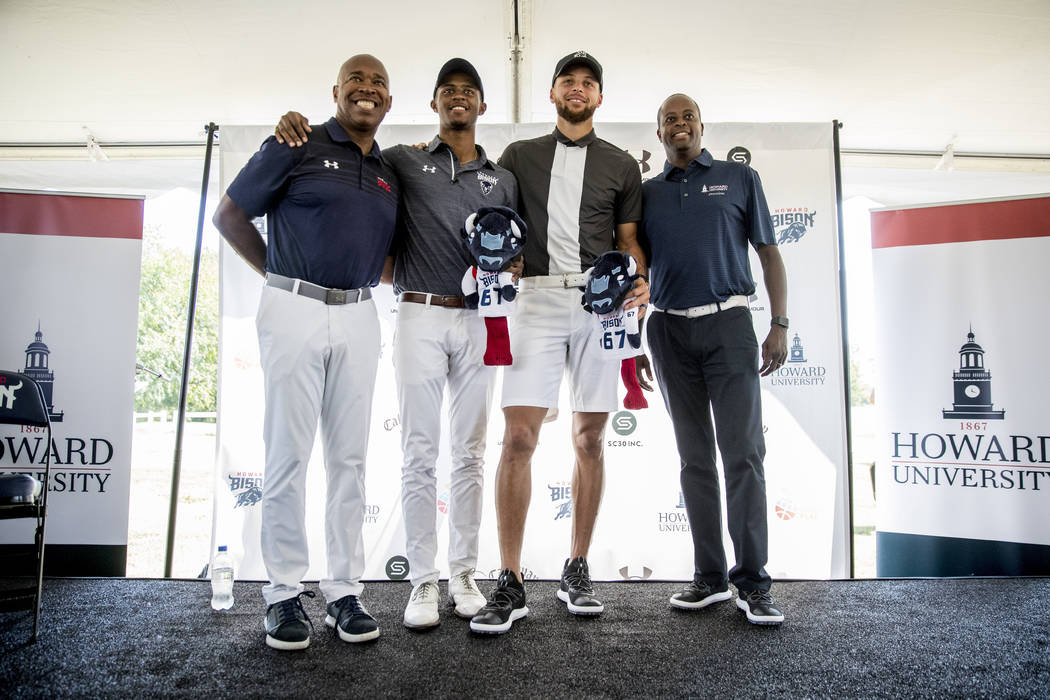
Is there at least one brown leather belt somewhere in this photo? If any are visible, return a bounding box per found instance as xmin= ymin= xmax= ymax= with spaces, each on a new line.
xmin=398 ymin=292 xmax=467 ymax=308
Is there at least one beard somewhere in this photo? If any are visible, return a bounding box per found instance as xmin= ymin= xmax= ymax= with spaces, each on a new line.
xmin=555 ymin=99 xmax=597 ymax=124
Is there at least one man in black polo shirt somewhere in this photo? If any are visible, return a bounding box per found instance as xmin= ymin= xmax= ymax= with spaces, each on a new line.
xmin=213 ymin=54 xmax=397 ymax=650
xmin=274 ymin=58 xmax=518 ymax=630
xmin=469 ymin=51 xmax=650 ymax=634
xmin=641 ymin=93 xmax=788 ymax=625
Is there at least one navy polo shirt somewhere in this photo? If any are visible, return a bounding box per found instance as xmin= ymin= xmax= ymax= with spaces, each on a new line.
xmin=642 ymin=148 xmax=776 ymax=309
xmin=225 ymin=117 xmax=399 ymax=290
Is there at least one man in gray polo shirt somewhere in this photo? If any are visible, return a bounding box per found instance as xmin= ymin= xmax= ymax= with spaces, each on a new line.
xmin=275 ymin=58 xmax=518 ymax=630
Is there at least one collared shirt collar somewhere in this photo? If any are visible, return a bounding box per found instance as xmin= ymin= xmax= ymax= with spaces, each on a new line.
xmin=552 ymin=126 xmax=597 ymax=148
xmin=426 ymin=135 xmax=495 ymax=169
xmin=325 ymin=117 xmax=385 ymax=162
xmin=660 ymin=148 xmax=713 ymax=180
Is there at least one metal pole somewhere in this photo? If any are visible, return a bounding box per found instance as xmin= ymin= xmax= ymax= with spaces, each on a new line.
xmin=164 ymin=122 xmax=218 ymax=578
xmin=833 ymin=120 xmax=856 ymax=578
xmin=510 ymin=0 xmax=522 ymax=124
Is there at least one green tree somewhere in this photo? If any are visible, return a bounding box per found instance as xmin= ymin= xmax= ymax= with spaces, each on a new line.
xmin=135 ymin=230 xmax=219 ymax=413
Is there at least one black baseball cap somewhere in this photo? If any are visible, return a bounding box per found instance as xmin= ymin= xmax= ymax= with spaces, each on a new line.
xmin=551 ymin=51 xmax=603 ymax=92
xmin=434 ymin=58 xmax=484 ymax=100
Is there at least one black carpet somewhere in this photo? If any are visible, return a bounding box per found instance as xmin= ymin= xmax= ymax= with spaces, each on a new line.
xmin=2 ymin=577 xmax=1048 ymax=698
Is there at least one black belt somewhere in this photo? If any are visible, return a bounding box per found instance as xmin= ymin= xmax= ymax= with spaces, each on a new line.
xmin=398 ymin=292 xmax=467 ymax=308
xmin=266 ymin=273 xmax=372 ymax=305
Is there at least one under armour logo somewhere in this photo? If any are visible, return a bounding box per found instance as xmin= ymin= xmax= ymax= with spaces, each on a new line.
xmin=573 ymin=51 xmax=588 ymax=58
xmin=323 ymin=160 xmax=339 ymax=169
xmin=422 ymin=164 xmax=436 ymax=174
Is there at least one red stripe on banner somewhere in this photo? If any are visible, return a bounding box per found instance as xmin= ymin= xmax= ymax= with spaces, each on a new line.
xmin=0 ymin=191 xmax=144 ymax=240
xmin=871 ymin=196 xmax=1050 ymax=249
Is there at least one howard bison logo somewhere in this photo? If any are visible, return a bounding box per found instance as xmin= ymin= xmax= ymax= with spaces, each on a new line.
xmin=777 ymin=221 xmax=807 ymax=245
xmin=229 ymin=475 xmax=264 ymax=508
xmin=235 ymin=485 xmax=263 ymax=508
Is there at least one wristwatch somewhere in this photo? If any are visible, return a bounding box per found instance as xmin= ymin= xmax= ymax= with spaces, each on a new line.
xmin=770 ymin=316 xmax=790 ymax=329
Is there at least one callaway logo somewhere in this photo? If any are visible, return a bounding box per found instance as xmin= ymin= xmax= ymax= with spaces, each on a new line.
xmin=0 ymin=379 xmax=23 ymax=410
xmin=323 ymin=160 xmax=339 ymax=169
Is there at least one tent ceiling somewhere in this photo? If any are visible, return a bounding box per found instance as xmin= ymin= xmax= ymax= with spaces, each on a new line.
xmin=2 ymin=0 xmax=1048 ymax=154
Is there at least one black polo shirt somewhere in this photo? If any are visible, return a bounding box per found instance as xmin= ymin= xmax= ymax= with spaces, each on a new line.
xmin=642 ymin=148 xmax=776 ymax=309
xmin=226 ymin=117 xmax=399 ymax=290
xmin=385 ymin=137 xmax=517 ymax=296
xmin=498 ymin=128 xmax=642 ymax=276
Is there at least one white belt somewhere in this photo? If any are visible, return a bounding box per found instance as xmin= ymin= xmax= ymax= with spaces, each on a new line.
xmin=659 ymin=295 xmax=749 ymax=318
xmin=520 ymin=273 xmax=587 ymax=290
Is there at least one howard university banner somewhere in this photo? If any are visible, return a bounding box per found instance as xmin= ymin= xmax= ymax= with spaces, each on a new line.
xmin=0 ymin=190 xmax=142 ymax=575
xmin=872 ymin=194 xmax=1050 ymax=575
xmin=215 ymin=123 xmax=847 ymax=582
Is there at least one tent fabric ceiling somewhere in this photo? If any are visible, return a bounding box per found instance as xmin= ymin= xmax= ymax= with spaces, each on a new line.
xmin=2 ymin=0 xmax=1049 ymax=154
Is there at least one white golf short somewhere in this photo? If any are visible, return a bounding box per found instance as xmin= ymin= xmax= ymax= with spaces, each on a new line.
xmin=501 ymin=285 xmax=619 ymax=413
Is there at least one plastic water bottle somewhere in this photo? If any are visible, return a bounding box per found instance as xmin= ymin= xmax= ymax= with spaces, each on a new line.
xmin=210 ymin=545 xmax=234 ymax=610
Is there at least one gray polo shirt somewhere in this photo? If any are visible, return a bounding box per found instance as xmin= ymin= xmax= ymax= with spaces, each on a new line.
xmin=384 ymin=138 xmax=518 ymax=296
xmin=498 ymin=128 xmax=642 ymax=276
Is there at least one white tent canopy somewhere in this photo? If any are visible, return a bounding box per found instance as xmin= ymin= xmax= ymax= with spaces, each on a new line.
xmin=2 ymin=0 xmax=1049 ymax=203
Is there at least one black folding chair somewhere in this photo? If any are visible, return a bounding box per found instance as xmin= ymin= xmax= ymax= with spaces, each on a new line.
xmin=0 ymin=370 xmax=53 ymax=643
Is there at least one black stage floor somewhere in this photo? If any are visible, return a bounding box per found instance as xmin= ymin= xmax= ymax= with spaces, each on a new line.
xmin=2 ymin=577 xmax=1048 ymax=698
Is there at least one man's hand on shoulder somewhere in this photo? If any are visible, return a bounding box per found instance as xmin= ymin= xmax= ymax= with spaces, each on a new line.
xmin=275 ymin=112 xmax=312 ymax=147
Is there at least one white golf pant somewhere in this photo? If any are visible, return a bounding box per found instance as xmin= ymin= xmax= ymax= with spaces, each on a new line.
xmin=393 ymin=301 xmax=494 ymax=587
xmin=257 ymin=284 xmax=380 ymax=605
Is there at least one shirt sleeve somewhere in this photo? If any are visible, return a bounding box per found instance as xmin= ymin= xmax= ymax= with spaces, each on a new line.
xmin=745 ymin=167 xmax=777 ymax=249
xmin=502 ymin=170 xmax=520 ymax=211
xmin=224 ymin=136 xmax=299 ymax=217
xmin=615 ymin=155 xmax=643 ymax=224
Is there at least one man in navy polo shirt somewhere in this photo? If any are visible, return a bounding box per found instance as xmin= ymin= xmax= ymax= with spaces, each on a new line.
xmin=273 ymin=58 xmax=518 ymax=631
xmin=212 ymin=54 xmax=398 ymax=650
xmin=641 ymin=93 xmax=789 ymax=625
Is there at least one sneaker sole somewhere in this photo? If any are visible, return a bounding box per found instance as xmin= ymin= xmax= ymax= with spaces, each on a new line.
xmin=452 ymin=600 xmax=485 ymax=619
xmin=669 ymin=590 xmax=732 ymax=610
xmin=324 ymin=614 xmax=382 ymax=642
xmin=402 ymin=616 xmax=441 ymax=630
xmin=735 ymin=598 xmax=785 ymax=625
xmin=556 ymin=589 xmax=604 ymax=615
xmin=263 ymin=621 xmax=310 ymax=651
xmin=469 ymin=606 xmax=529 ymax=634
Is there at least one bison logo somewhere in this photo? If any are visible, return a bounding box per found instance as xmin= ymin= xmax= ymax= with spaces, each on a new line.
xmin=235 ymin=485 xmax=263 ymax=508
xmin=777 ymin=221 xmax=808 ymax=245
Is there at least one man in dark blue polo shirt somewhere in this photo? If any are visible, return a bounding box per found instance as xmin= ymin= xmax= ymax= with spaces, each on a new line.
xmin=641 ymin=93 xmax=789 ymax=625
xmin=213 ymin=54 xmax=398 ymax=650
xmin=274 ymin=57 xmax=519 ymax=631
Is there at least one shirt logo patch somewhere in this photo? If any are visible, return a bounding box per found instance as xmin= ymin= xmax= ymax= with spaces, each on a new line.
xmin=477 ymin=171 xmax=498 ymax=196
xmin=702 ymin=184 xmax=729 ymax=196
xmin=323 ymin=160 xmax=339 ymax=169
xmin=376 ymin=177 xmax=391 ymax=193
xmin=422 ymin=164 xmax=436 ymax=174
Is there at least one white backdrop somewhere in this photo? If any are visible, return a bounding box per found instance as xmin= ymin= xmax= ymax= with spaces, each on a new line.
xmin=213 ymin=122 xmax=848 ymax=582
xmin=871 ymin=195 xmax=1050 ymax=575
xmin=0 ymin=190 xmax=142 ymax=575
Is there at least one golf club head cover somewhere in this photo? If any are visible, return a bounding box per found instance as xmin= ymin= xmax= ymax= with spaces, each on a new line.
xmin=582 ymin=250 xmax=647 ymax=408
xmin=460 ymin=206 xmax=527 ymax=366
